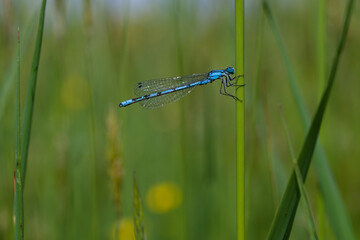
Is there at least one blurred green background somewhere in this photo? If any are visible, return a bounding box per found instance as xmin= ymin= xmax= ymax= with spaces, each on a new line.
xmin=1 ymin=0 xmax=359 ymax=239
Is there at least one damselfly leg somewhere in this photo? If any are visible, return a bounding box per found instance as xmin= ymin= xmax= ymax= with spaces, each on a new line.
xmin=225 ymin=74 xmax=245 ymax=88
xmin=220 ymin=77 xmax=242 ymax=102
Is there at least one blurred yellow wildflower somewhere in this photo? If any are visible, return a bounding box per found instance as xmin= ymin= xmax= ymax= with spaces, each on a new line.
xmin=111 ymin=217 xmax=135 ymax=240
xmin=61 ymin=75 xmax=89 ymax=111
xmin=146 ymin=182 xmax=182 ymax=214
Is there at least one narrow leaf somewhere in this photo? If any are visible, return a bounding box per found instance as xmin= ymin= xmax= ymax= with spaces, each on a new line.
xmin=235 ymin=0 xmax=245 ymax=239
xmin=0 ymin=14 xmax=37 ymax=120
xmin=267 ymin=0 xmax=355 ymax=238
xmin=20 ymin=0 xmax=47 ymax=187
xmin=133 ymin=172 xmax=146 ymax=240
xmin=279 ymin=107 xmax=318 ymax=240
xmin=14 ymin=27 xmax=24 ymax=240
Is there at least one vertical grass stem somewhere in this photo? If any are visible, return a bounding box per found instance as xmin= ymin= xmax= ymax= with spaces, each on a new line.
xmin=20 ymin=0 xmax=47 ymax=187
xmin=14 ymin=27 xmax=24 ymax=240
xmin=235 ymin=0 xmax=245 ymax=239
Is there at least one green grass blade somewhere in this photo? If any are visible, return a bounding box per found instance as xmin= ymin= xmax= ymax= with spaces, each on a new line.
xmin=0 ymin=15 xmax=36 ymax=121
xmin=82 ymin=0 xmax=100 ymax=237
xmin=317 ymin=0 xmax=326 ymax=99
xmin=263 ymin=0 xmax=356 ymax=239
xmin=235 ymin=0 xmax=245 ymax=239
xmin=14 ymin=27 xmax=24 ymax=240
xmin=262 ymin=1 xmax=309 ymax=125
xmin=279 ymin=107 xmax=318 ymax=239
xmin=316 ymin=0 xmax=326 ymax=237
xmin=266 ymin=0 xmax=355 ymax=238
xmin=133 ymin=172 xmax=146 ymax=240
xmin=20 ymin=0 xmax=47 ymax=187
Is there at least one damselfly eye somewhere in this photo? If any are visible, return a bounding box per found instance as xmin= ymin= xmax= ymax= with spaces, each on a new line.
xmin=226 ymin=67 xmax=235 ymax=75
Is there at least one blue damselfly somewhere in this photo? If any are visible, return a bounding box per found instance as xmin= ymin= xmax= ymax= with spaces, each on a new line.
xmin=119 ymin=67 xmax=243 ymax=108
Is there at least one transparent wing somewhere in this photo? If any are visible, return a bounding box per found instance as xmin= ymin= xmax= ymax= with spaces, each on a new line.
xmin=140 ymin=87 xmax=196 ymax=109
xmin=134 ymin=73 xmax=208 ymax=96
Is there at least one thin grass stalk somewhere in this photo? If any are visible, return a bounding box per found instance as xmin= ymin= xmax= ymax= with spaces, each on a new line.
xmin=172 ymin=0 xmax=189 ymax=239
xmin=279 ymin=107 xmax=318 ymax=240
xmin=250 ymin=9 xmax=286 ymax=208
xmin=118 ymin=0 xmax=130 ymax=96
xmin=262 ymin=1 xmax=308 ymax=124
xmin=267 ymin=0 xmax=355 ymax=238
xmin=235 ymin=0 xmax=245 ymax=239
xmin=103 ymin=0 xmax=129 ymax=97
xmin=174 ymin=0 xmax=183 ymax=76
xmin=0 ymin=14 xmax=36 ymax=121
xmin=133 ymin=172 xmax=146 ymax=240
xmin=20 ymin=0 xmax=47 ymax=187
xmin=316 ymin=0 xmax=327 ymax=238
xmin=14 ymin=27 xmax=24 ymax=240
xmin=317 ymin=0 xmax=326 ymax=99
xmin=263 ymin=1 xmax=356 ymax=238
xmin=250 ymin=6 xmax=283 ymax=206
xmin=250 ymin=9 xmax=265 ymax=109
xmin=83 ymin=0 xmax=99 ymax=238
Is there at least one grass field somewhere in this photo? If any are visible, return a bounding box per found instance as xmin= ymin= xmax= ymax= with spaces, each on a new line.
xmin=1 ymin=0 xmax=359 ymax=239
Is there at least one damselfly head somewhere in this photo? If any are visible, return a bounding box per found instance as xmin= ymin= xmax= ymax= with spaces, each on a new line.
xmin=225 ymin=67 xmax=235 ymax=75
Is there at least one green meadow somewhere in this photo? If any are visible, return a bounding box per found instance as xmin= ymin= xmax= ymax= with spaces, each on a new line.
xmin=0 ymin=0 xmax=359 ymax=239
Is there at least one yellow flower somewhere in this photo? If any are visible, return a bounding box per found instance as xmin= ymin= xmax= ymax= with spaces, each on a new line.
xmin=112 ymin=218 xmax=135 ymax=240
xmin=146 ymin=182 xmax=182 ymax=214
xmin=61 ymin=75 xmax=89 ymax=111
